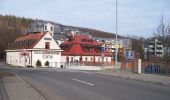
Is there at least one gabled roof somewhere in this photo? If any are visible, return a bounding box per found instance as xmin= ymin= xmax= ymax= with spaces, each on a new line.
xmin=8 ymin=33 xmax=44 ymax=50
xmin=15 ymin=33 xmax=43 ymax=42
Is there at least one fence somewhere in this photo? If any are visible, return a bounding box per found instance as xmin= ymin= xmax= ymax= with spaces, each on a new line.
xmin=119 ymin=61 xmax=170 ymax=76
xmin=119 ymin=61 xmax=138 ymax=71
xmin=49 ymin=61 xmax=170 ymax=76
xmin=55 ymin=61 xmax=137 ymax=71
xmin=65 ymin=61 xmax=114 ymax=67
xmin=141 ymin=61 xmax=170 ymax=76
xmin=55 ymin=61 xmax=136 ymax=70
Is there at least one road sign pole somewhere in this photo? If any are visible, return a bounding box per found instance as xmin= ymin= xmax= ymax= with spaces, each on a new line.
xmin=101 ymin=46 xmax=105 ymax=63
xmin=24 ymin=55 xmax=26 ymax=67
xmin=115 ymin=0 xmax=118 ymax=70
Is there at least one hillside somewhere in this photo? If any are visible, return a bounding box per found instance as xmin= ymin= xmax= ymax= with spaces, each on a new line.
xmin=0 ymin=15 xmax=118 ymax=59
xmin=78 ymin=27 xmax=122 ymax=38
xmin=0 ymin=15 xmax=33 ymax=58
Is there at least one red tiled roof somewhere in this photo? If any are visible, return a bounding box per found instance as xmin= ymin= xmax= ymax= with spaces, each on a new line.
xmin=60 ymin=35 xmax=111 ymax=56
xmin=15 ymin=33 xmax=43 ymax=42
xmin=8 ymin=33 xmax=44 ymax=49
xmin=64 ymin=44 xmax=83 ymax=55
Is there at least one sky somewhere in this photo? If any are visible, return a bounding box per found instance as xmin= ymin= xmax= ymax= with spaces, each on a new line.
xmin=0 ymin=0 xmax=170 ymax=38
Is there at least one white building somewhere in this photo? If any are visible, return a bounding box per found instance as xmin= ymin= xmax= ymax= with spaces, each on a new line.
xmin=6 ymin=32 xmax=63 ymax=68
xmin=29 ymin=22 xmax=54 ymax=36
xmin=94 ymin=37 xmax=132 ymax=54
xmin=60 ymin=35 xmax=112 ymax=65
xmin=144 ymin=38 xmax=164 ymax=59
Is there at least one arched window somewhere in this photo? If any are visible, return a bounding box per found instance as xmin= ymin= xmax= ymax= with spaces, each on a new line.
xmin=98 ymin=57 xmax=100 ymax=62
xmin=106 ymin=57 xmax=108 ymax=62
xmin=91 ymin=57 xmax=93 ymax=62
xmin=45 ymin=25 xmax=47 ymax=30
xmin=66 ymin=56 xmax=69 ymax=63
xmin=51 ymin=26 xmax=53 ymax=31
xmin=71 ymin=57 xmax=73 ymax=62
xmin=85 ymin=57 xmax=88 ymax=62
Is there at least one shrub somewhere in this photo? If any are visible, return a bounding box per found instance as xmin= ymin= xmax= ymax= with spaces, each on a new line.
xmin=36 ymin=60 xmax=42 ymax=67
xmin=44 ymin=61 xmax=49 ymax=67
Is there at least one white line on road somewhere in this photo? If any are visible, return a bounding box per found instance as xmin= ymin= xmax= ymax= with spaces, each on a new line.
xmin=72 ymin=78 xmax=95 ymax=86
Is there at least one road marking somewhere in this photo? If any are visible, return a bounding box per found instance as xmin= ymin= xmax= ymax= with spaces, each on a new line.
xmin=72 ymin=78 xmax=95 ymax=86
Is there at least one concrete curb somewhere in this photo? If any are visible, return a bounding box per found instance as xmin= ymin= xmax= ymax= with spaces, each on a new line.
xmin=93 ymin=71 xmax=170 ymax=87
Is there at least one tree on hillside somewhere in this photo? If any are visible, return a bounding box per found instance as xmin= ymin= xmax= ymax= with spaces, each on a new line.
xmin=0 ymin=15 xmax=33 ymax=59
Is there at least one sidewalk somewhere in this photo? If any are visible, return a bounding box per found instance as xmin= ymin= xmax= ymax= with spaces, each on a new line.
xmin=94 ymin=70 xmax=170 ymax=86
xmin=0 ymin=78 xmax=9 ymax=100
xmin=3 ymin=75 xmax=46 ymax=100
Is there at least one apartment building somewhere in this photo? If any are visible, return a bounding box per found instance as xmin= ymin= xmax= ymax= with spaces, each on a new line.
xmin=144 ymin=38 xmax=164 ymax=59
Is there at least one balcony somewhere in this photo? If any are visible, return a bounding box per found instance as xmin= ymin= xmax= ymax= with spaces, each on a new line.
xmin=149 ymin=45 xmax=155 ymax=48
xmin=156 ymin=50 xmax=163 ymax=53
xmin=149 ymin=49 xmax=154 ymax=52
xmin=156 ymin=45 xmax=163 ymax=48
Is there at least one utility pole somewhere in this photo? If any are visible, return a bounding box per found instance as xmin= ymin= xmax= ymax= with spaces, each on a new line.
xmin=115 ymin=0 xmax=118 ymax=70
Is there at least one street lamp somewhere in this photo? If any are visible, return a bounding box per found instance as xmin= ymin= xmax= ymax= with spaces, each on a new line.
xmin=115 ymin=0 xmax=118 ymax=70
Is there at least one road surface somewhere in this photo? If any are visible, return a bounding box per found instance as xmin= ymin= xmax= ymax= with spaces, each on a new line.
xmin=10 ymin=68 xmax=170 ymax=100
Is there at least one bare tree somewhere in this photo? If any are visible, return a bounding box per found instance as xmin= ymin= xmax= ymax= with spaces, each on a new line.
xmin=153 ymin=15 xmax=170 ymax=61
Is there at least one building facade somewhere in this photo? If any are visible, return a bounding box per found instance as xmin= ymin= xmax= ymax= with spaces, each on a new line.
xmin=6 ymin=32 xmax=63 ymax=68
xmin=60 ymin=35 xmax=112 ymax=65
xmin=144 ymin=38 xmax=164 ymax=59
xmin=93 ymin=37 xmax=132 ymax=52
xmin=29 ymin=22 xmax=54 ymax=36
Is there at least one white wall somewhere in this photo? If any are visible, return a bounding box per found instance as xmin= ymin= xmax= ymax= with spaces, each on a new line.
xmin=6 ymin=32 xmax=63 ymax=68
xmin=32 ymin=50 xmax=61 ymax=68
xmin=66 ymin=66 xmax=102 ymax=71
xmin=62 ymin=55 xmax=111 ymax=62
xmin=32 ymin=32 xmax=62 ymax=68
xmin=6 ymin=50 xmax=62 ymax=68
xmin=6 ymin=51 xmax=26 ymax=67
xmin=61 ymin=56 xmax=67 ymax=62
xmin=33 ymin=32 xmax=61 ymax=50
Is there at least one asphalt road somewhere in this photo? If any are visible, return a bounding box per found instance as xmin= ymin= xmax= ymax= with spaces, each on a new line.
xmin=10 ymin=68 xmax=170 ymax=100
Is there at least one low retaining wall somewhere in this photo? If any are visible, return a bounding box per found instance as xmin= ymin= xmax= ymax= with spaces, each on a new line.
xmin=66 ymin=66 xmax=102 ymax=71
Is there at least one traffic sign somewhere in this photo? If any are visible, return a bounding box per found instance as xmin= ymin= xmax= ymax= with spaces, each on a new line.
xmin=101 ymin=47 xmax=105 ymax=53
xmin=115 ymin=43 xmax=119 ymax=49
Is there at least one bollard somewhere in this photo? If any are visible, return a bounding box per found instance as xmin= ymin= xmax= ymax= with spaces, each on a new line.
xmin=137 ymin=59 xmax=142 ymax=74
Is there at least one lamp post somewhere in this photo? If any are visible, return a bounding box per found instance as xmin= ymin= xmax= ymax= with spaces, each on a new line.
xmin=115 ymin=0 xmax=118 ymax=70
